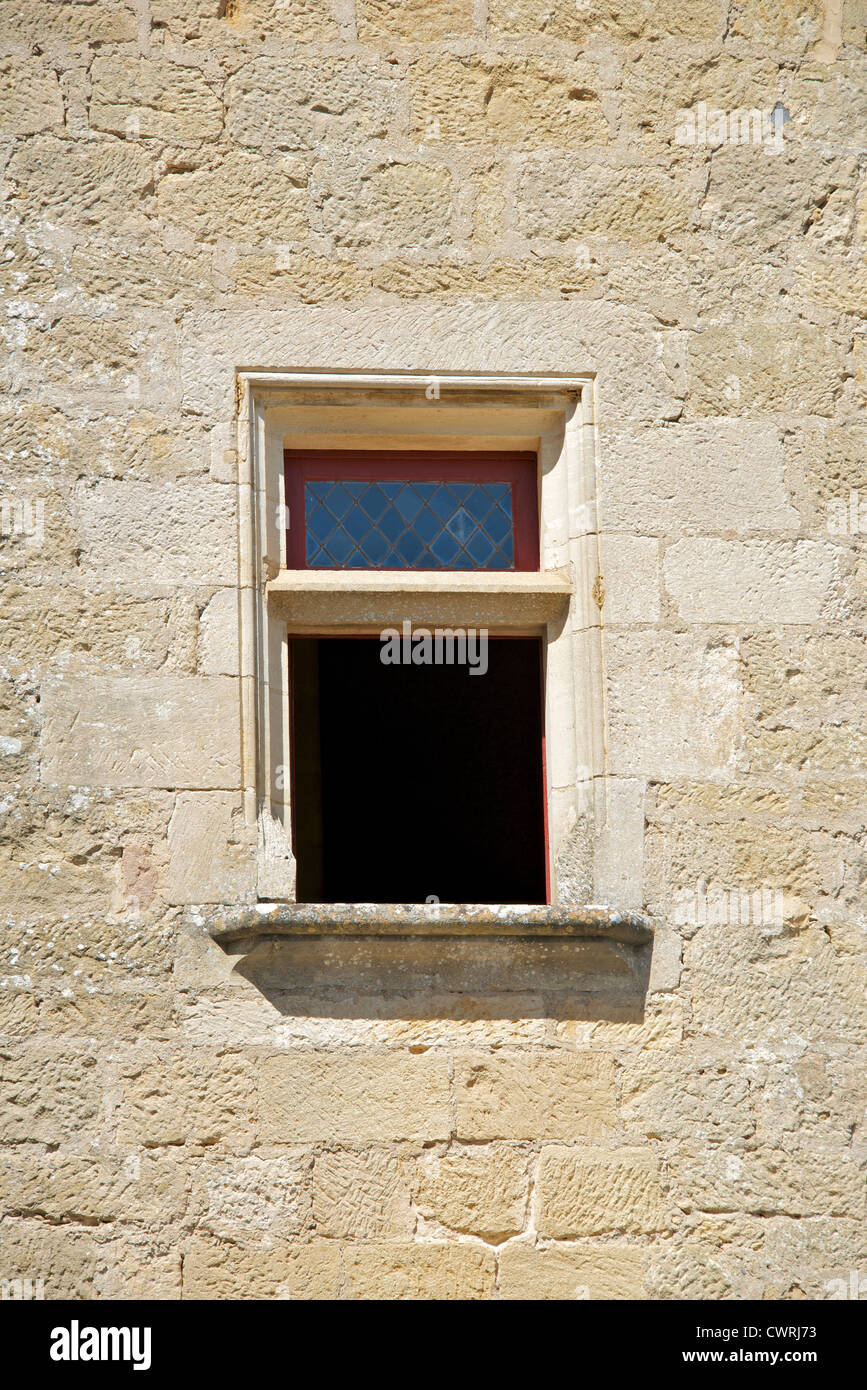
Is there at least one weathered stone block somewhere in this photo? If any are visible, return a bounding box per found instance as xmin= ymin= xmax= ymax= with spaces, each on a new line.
xmin=0 ymin=1051 xmax=102 ymax=1144
xmin=197 ymin=589 xmax=240 ymax=676
xmin=166 ymin=792 xmax=255 ymax=904
xmin=312 ymin=1148 xmax=414 ymax=1238
xmin=89 ymin=57 xmax=223 ymax=145
xmin=600 ymin=421 xmax=798 ymax=533
xmin=410 ymin=57 xmax=608 ymax=148
xmin=183 ymin=1235 xmax=341 ymax=1299
xmin=536 ymin=1146 xmax=668 ymax=1236
xmin=0 ymin=1219 xmax=98 ymax=1300
xmin=259 ymin=1052 xmax=451 ymax=1142
xmin=40 ymin=677 xmax=241 ymax=790
xmin=226 ymin=56 xmax=397 ymax=151
xmin=498 ymin=1241 xmax=647 ymax=1299
xmin=517 ymin=162 xmax=693 ymax=242
xmin=490 ymin=0 xmax=726 ymax=41
xmin=343 ymin=1241 xmax=496 ymax=1299
xmin=600 ymin=536 xmax=660 ymax=624
xmin=687 ymin=324 xmax=840 ymax=416
xmin=358 ymin=0 xmax=474 ymax=41
xmin=117 ymin=1054 xmax=256 ymax=1149
xmin=156 ymin=152 xmax=307 ymax=244
xmin=194 ymin=1153 xmax=311 ymax=1237
xmin=0 ymin=57 xmax=64 ymax=135
xmin=606 ymin=633 xmax=743 ymax=779
xmin=71 ymin=479 xmax=236 ymax=587
xmin=311 ymin=161 xmax=453 ymax=250
xmin=453 ymin=1052 xmax=616 ymax=1140
xmin=664 ymin=540 xmax=836 ymax=624
xmin=416 ymin=1144 xmax=530 ymax=1240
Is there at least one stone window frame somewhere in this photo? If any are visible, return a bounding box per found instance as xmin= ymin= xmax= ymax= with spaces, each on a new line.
xmin=234 ymin=368 xmax=639 ymax=914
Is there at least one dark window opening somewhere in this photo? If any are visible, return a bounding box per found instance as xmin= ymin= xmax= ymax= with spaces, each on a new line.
xmin=291 ymin=636 xmax=547 ymax=904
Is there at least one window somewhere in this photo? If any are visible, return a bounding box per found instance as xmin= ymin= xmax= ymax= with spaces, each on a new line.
xmin=285 ymin=449 xmax=539 ymax=571
xmin=285 ymin=448 xmax=547 ymax=904
xmin=230 ymin=371 xmax=640 ymax=919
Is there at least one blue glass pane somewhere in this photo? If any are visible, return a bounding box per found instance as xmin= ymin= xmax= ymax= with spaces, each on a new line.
xmin=323 ymin=483 xmax=354 ymax=522
xmin=446 ymin=508 xmax=474 ymax=544
xmin=304 ymin=480 xmax=516 ymax=570
xmin=483 ymin=505 xmax=512 ymax=544
xmin=428 ymin=485 xmax=458 ymax=521
xmin=466 ymin=530 xmax=496 ymax=566
xmin=393 ymin=485 xmax=424 ymax=524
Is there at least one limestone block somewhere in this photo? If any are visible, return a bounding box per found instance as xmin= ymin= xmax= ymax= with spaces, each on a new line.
xmin=600 ymin=421 xmax=798 ymax=533
xmin=498 ymin=1241 xmax=647 ymax=1299
xmin=198 ymin=589 xmax=240 ymax=675
xmin=0 ymin=990 xmax=40 ymax=1039
xmin=156 ymin=152 xmax=307 ymax=244
xmin=416 ymin=1144 xmax=530 ymax=1240
xmin=97 ymin=1234 xmax=183 ymax=1301
xmin=0 ymin=1149 xmax=188 ymax=1224
xmin=311 ymin=160 xmax=453 ymax=250
xmin=664 ymin=540 xmax=836 ymax=624
xmin=410 ymin=57 xmax=608 ymax=149
xmin=600 ymin=536 xmax=660 ymax=624
xmin=38 ymin=991 xmax=176 ymax=1042
xmin=40 ymin=676 xmax=241 ymax=791
xmin=358 ymin=0 xmax=474 ymax=41
xmin=705 ymin=148 xmax=852 ymax=255
xmin=453 ymin=1052 xmax=616 ymax=1140
xmin=556 ymin=995 xmax=685 ymax=1049
xmin=0 ymin=1219 xmax=98 ymax=1300
xmin=183 ymin=1235 xmax=341 ymax=1299
xmin=226 ymin=55 xmax=397 ymax=151
xmin=517 ymin=161 xmax=693 ymax=242
xmin=620 ymin=1047 xmax=758 ymax=1147
xmin=687 ymin=323 xmax=840 ymax=416
xmin=490 ymin=0 xmax=726 ymax=41
xmin=606 ymin=632 xmax=743 ymax=779
xmin=195 ymin=1154 xmax=311 ymax=1237
xmin=259 ymin=1052 xmax=451 ymax=1142
xmin=71 ymin=479 xmax=236 ymax=587
xmin=675 ymin=1147 xmax=865 ymax=1219
xmin=730 ymin=0 xmax=824 ymax=45
xmin=89 ymin=56 xmax=223 ymax=145
xmin=592 ymin=776 xmax=647 ymax=909
xmin=117 ymin=1053 xmax=257 ymax=1149
xmin=312 ymin=1148 xmax=414 ymax=1238
xmin=167 ymin=792 xmax=255 ymax=904
xmin=342 ymin=1241 xmax=496 ymax=1300
xmin=7 ymin=137 xmax=154 ymax=230
xmin=536 ymin=1146 xmax=668 ymax=1236
xmin=0 ymin=1 xmax=137 ymax=48
xmin=0 ymin=57 xmax=64 ymax=135
xmin=683 ymin=921 xmax=867 ymax=1047
xmin=0 ymin=1051 xmax=102 ymax=1144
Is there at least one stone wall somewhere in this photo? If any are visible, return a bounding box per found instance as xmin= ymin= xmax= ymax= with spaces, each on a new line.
xmin=0 ymin=1 xmax=865 ymax=1299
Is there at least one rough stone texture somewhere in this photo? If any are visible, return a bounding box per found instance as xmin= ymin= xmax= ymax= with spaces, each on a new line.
xmin=259 ymin=1052 xmax=452 ymax=1143
xmin=535 ymin=1146 xmax=669 ymax=1236
xmin=415 ymin=1144 xmax=530 ymax=1241
xmin=1 ymin=0 xmax=865 ymax=1303
xmin=40 ymin=677 xmax=241 ymax=790
xmin=498 ymin=1241 xmax=648 ymax=1300
xmin=453 ymin=1052 xmax=616 ymax=1140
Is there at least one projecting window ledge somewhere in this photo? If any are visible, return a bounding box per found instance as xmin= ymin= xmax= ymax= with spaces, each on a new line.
xmin=204 ymin=903 xmax=653 ymax=950
xmin=265 ymin=569 xmax=573 ymax=628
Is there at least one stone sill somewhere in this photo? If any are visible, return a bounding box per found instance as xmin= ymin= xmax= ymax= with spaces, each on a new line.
xmin=207 ymin=903 xmax=653 ymax=950
xmin=265 ymin=569 xmax=573 ymax=629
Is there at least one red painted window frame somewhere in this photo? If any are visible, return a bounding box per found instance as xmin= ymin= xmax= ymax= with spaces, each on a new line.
xmin=284 ymin=448 xmax=540 ymax=571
